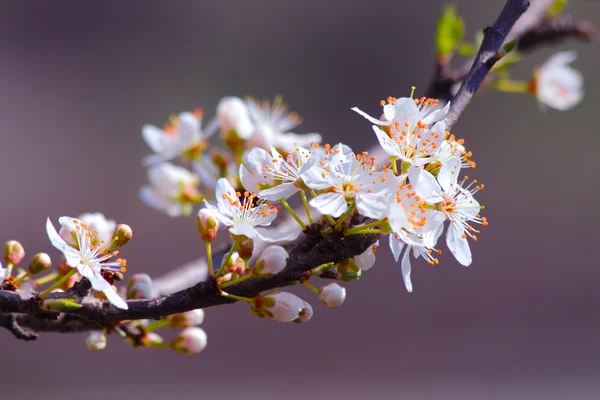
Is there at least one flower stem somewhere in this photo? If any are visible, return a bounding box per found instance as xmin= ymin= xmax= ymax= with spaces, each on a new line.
xmin=280 ymin=198 xmax=306 ymax=229
xmin=309 ymin=262 xmax=335 ymax=276
xmin=220 ymin=291 xmax=254 ymax=303
xmin=345 ymin=228 xmax=382 ymax=236
xmin=34 ymin=271 xmax=60 ymax=287
xmin=38 ymin=269 xmax=77 ymax=299
xmin=216 ymin=236 xmax=243 ymax=278
xmin=206 ymin=242 xmax=214 ymax=277
xmin=220 ymin=273 xmax=254 ymax=289
xmin=147 ymin=341 xmax=172 ymax=349
xmin=12 ymin=271 xmax=31 ymax=285
xmin=486 ymin=79 xmax=530 ymax=93
xmin=303 ymin=281 xmax=320 ymax=295
xmin=145 ymin=318 xmax=171 ymax=332
xmin=300 ymin=190 xmax=313 ymax=225
xmin=335 ymin=203 xmax=355 ymax=231
xmin=344 ymin=220 xmax=382 ymax=236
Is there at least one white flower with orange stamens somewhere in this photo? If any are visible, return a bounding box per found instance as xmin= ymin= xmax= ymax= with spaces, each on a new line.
xmin=246 ymin=97 xmax=322 ymax=152
xmin=301 ymin=153 xmax=394 ymax=219
xmin=203 ymin=178 xmax=298 ymax=242
xmin=46 ymin=217 xmax=128 ymax=309
xmin=352 ymin=97 xmax=449 ymax=167
xmin=142 ymin=109 xmax=218 ymax=166
xmin=533 ymin=51 xmax=583 ymax=111
xmin=434 ymin=157 xmax=486 ymax=266
xmin=240 ymin=145 xmax=319 ymax=201
xmin=140 ymin=162 xmax=202 ymax=217
xmin=77 ymin=213 xmax=116 ymax=245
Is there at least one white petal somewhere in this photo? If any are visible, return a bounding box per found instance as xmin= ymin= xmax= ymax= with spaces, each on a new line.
xmin=373 ymin=126 xmax=401 ymax=158
xmin=351 ymin=107 xmax=389 ymax=126
xmin=215 ymin=178 xmax=238 ymax=212
xmin=309 ymin=192 xmax=347 ymax=217
xmin=142 ymin=125 xmax=167 ymax=153
xmin=421 ymin=101 xmax=450 ymax=125
xmin=203 ymin=202 xmax=233 ymax=226
xmin=446 ymin=224 xmax=472 ymax=266
xmin=401 ymin=245 xmax=413 ymax=293
xmin=255 ymin=227 xmax=300 ymax=243
xmin=46 ymin=218 xmax=81 ymax=267
xmin=438 ymin=157 xmax=461 ymax=193
xmin=383 ymin=103 xmax=396 ymax=121
xmin=355 ymin=192 xmax=389 ymax=220
xmin=301 ymin=167 xmax=335 ymax=190
xmin=259 ymin=182 xmax=298 ymax=201
xmin=408 ymin=166 xmax=443 ymax=202
xmin=229 ymin=222 xmax=259 ymax=239
xmin=389 ymin=234 xmax=405 ymax=262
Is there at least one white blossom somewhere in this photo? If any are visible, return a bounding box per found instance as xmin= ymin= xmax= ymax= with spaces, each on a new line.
xmin=352 ymin=97 xmax=450 ymax=167
xmin=77 ymin=213 xmax=116 ymax=245
xmin=535 ymin=51 xmax=583 ymax=111
xmin=142 ymin=110 xmax=217 ymax=166
xmin=140 ymin=162 xmax=201 ymax=217
xmin=203 ymin=178 xmax=297 ymax=242
xmin=46 ymin=217 xmax=128 ymax=309
xmin=217 ymin=96 xmax=254 ymax=139
xmin=302 ymin=153 xmax=394 ymax=219
xmin=246 ymin=97 xmax=322 ymax=152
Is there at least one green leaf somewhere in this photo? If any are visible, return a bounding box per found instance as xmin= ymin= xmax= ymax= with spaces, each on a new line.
xmin=548 ymin=0 xmax=568 ymax=18
xmin=457 ymin=42 xmax=475 ymax=57
xmin=491 ymin=53 xmax=522 ymax=73
xmin=436 ymin=4 xmax=465 ymax=58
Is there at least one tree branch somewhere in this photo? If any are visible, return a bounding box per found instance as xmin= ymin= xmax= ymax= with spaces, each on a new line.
xmin=0 ymin=223 xmax=378 ymax=338
xmin=517 ymin=14 xmax=597 ymax=52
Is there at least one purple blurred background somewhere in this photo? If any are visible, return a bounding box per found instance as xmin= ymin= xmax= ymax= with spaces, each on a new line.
xmin=1 ymin=0 xmax=599 ymax=398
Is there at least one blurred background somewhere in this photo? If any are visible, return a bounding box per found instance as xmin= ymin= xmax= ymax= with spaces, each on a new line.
xmin=0 ymin=0 xmax=599 ymax=399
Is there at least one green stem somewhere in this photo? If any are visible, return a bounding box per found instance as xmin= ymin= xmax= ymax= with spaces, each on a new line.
xmin=303 ymin=281 xmax=320 ymax=295
xmin=300 ymin=190 xmax=313 ymax=225
xmin=220 ymin=291 xmax=254 ymax=303
xmin=12 ymin=271 xmax=31 ymax=285
xmin=145 ymin=318 xmax=171 ymax=332
xmin=220 ymin=273 xmax=254 ymax=289
xmin=206 ymin=242 xmax=214 ymax=276
xmin=345 ymin=229 xmax=382 ymax=236
xmin=335 ymin=203 xmax=355 ymax=231
xmin=487 ymin=79 xmax=530 ymax=93
xmin=5 ymin=261 xmax=14 ymax=277
xmin=215 ymin=237 xmax=244 ymax=278
xmin=344 ymin=220 xmax=382 ymax=236
xmin=147 ymin=341 xmax=172 ymax=349
xmin=391 ymin=159 xmax=398 ymax=175
xmin=280 ymin=198 xmax=306 ymax=229
xmin=34 ymin=271 xmax=60 ymax=287
xmin=309 ymin=262 xmax=335 ymax=276
xmin=38 ymin=269 xmax=77 ymax=299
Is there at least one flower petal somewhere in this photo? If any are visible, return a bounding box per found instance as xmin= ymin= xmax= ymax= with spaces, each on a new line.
xmin=351 ymin=107 xmax=389 ymax=126
xmin=309 ymin=192 xmax=348 ymax=217
xmin=446 ymin=224 xmax=472 ymax=266
xmin=46 ymin=218 xmax=81 ymax=267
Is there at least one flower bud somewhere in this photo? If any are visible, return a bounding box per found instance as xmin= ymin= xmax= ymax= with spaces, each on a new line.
xmin=354 ymin=241 xmax=378 ymax=271
xmin=172 ymin=327 xmax=208 ymax=355
xmin=28 ymin=253 xmax=52 ymax=275
xmin=4 ymin=240 xmax=25 ymax=265
xmin=293 ymin=300 xmax=313 ymax=324
xmin=318 ymin=283 xmax=346 ymax=307
xmin=223 ymin=252 xmax=246 ymax=276
xmin=142 ymin=332 xmax=164 ymax=346
xmin=86 ymin=331 xmax=107 ymax=352
xmin=126 ymin=273 xmax=153 ymax=300
xmin=196 ymin=209 xmax=220 ymax=243
xmin=254 ymin=291 xmax=304 ymax=322
xmin=169 ymin=309 xmax=205 ymax=328
xmin=107 ymin=224 xmax=133 ymax=251
xmin=237 ymin=236 xmax=254 ymax=261
xmin=41 ymin=297 xmax=83 ymax=312
xmin=253 ymin=246 xmax=287 ymax=277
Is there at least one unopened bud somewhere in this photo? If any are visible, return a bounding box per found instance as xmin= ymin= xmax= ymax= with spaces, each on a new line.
xmin=126 ymin=273 xmax=153 ymax=299
xmin=318 ymin=283 xmax=346 ymax=307
xmin=41 ymin=297 xmax=83 ymax=312
xmin=354 ymin=241 xmax=378 ymax=271
xmin=293 ymin=300 xmax=313 ymax=324
xmin=254 ymin=291 xmax=305 ymax=323
xmin=169 ymin=309 xmax=205 ymax=327
xmin=107 ymin=224 xmax=133 ymax=251
xmin=223 ymin=252 xmax=245 ymax=275
xmin=253 ymin=246 xmax=287 ymax=277
xmin=4 ymin=240 xmax=25 ymax=266
xmin=142 ymin=332 xmax=164 ymax=346
xmin=86 ymin=331 xmax=107 ymax=352
xmin=28 ymin=253 xmax=52 ymax=275
xmin=237 ymin=237 xmax=254 ymax=261
xmin=172 ymin=327 xmax=208 ymax=355
xmin=196 ymin=209 xmax=220 ymax=242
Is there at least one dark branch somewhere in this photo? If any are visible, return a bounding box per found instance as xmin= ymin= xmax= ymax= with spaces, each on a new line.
xmin=0 ymin=223 xmax=378 ymax=337
xmin=445 ymin=0 xmax=530 ymax=129
xmin=517 ymin=14 xmax=596 ymax=52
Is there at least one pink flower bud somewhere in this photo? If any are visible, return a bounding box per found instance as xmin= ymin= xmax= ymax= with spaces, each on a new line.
xmin=255 ymin=291 xmax=305 ymax=322
xmin=4 ymin=240 xmax=25 ymax=265
xmin=169 ymin=309 xmax=205 ymax=327
xmin=126 ymin=274 xmax=153 ymax=299
xmin=28 ymin=253 xmax=52 ymax=275
xmin=196 ymin=209 xmax=220 ymax=243
xmin=143 ymin=332 xmax=164 ymax=346
xmin=86 ymin=331 xmax=107 ymax=352
xmin=318 ymin=283 xmax=346 ymax=307
xmin=108 ymin=224 xmax=133 ymax=250
xmin=237 ymin=236 xmax=254 ymax=261
xmin=254 ymin=246 xmax=288 ymax=277
xmin=172 ymin=327 xmax=208 ymax=355
xmin=293 ymin=300 xmax=313 ymax=324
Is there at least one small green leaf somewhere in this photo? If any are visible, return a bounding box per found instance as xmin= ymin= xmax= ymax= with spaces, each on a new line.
xmin=436 ymin=4 xmax=465 ymax=58
xmin=492 ymin=52 xmax=522 ymax=73
xmin=502 ymin=39 xmax=518 ymax=54
xmin=457 ymin=42 xmax=475 ymax=57
xmin=548 ymin=0 xmax=568 ymax=18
